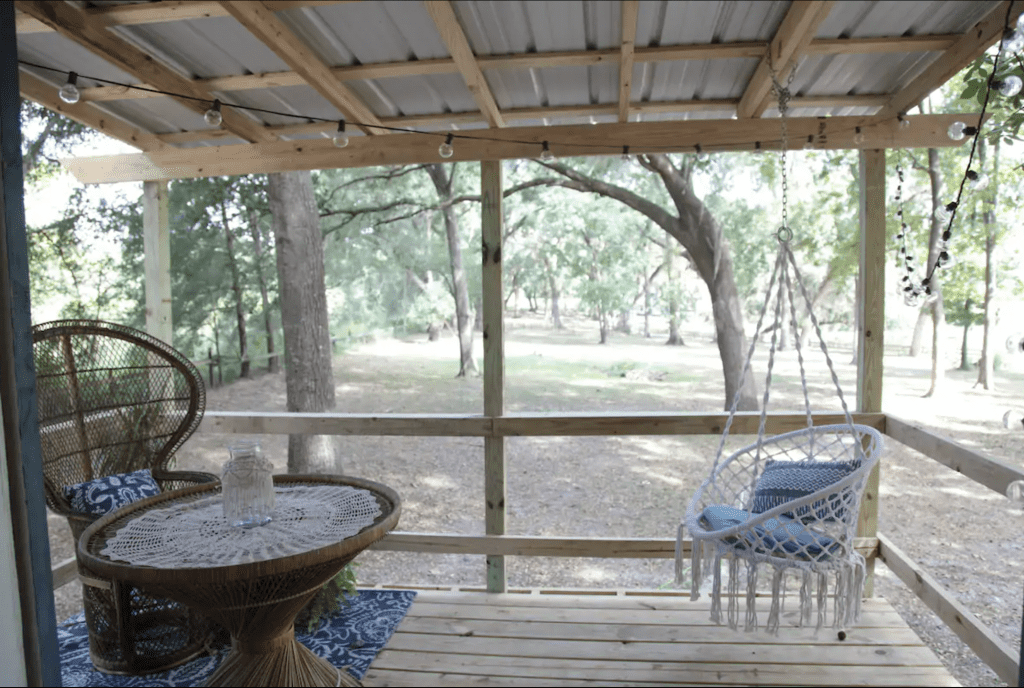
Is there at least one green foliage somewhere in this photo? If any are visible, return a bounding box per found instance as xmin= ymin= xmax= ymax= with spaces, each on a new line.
xmin=294 ymin=563 xmax=359 ymax=633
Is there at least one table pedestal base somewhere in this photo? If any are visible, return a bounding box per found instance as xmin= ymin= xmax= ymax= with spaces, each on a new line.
xmin=204 ymin=629 xmax=360 ymax=687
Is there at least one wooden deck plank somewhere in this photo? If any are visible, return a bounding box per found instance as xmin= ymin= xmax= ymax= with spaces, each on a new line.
xmin=368 ymin=656 xmax=960 ymax=686
xmin=395 ymin=616 xmax=926 ymax=645
xmin=366 ymin=591 xmax=956 ymax=687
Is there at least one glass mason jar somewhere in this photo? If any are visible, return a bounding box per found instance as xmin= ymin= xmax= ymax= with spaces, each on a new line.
xmin=222 ymin=440 xmax=275 ymax=528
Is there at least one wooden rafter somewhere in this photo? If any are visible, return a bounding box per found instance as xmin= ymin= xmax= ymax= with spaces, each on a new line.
xmin=74 ymin=36 xmax=964 ymax=104
xmin=16 ymin=1 xmax=353 ymax=33
xmin=619 ymin=1 xmax=639 ymax=123
xmin=15 ymin=0 xmax=276 ymax=144
xmin=880 ymin=0 xmax=1024 ymax=119
xmin=425 ymin=1 xmax=505 ymax=128
xmin=62 ymin=113 xmax=976 ymax=185
xmin=219 ymin=0 xmax=385 ymax=136
xmin=737 ymin=1 xmax=834 ymax=119
xmin=18 ymin=70 xmax=165 ymax=152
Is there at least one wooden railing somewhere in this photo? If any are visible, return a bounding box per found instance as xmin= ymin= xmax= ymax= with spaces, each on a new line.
xmin=50 ymin=410 xmax=1023 ymax=684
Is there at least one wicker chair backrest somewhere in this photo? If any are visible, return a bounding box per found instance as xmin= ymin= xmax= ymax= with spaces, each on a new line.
xmin=32 ymin=320 xmax=206 ymax=514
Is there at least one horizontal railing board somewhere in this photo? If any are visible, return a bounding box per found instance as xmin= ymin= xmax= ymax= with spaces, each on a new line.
xmin=885 ymin=415 xmax=1024 ymax=496
xmin=199 ymin=411 xmax=886 ymax=437
xmin=51 ymin=557 xmax=77 ymax=591
xmin=878 ymin=533 xmax=1019 ymax=685
xmin=370 ymin=532 xmax=879 ymax=559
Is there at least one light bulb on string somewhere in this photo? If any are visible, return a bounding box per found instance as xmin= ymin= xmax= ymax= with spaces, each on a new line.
xmin=936 ymin=248 xmax=955 ymax=269
xmin=803 ymin=135 xmax=814 ymax=150
xmin=1002 ymin=28 xmax=1024 ymax=54
xmin=753 ymin=141 xmax=763 ymax=155
xmin=204 ymin=99 xmax=223 ymax=126
xmin=897 ymin=115 xmax=910 ymax=130
xmin=947 ymin=121 xmax=967 ymax=141
xmin=853 ymin=127 xmax=865 ymax=145
xmin=332 ymin=119 xmax=349 ymax=148
xmin=59 ymin=72 xmax=80 ymax=104
xmin=694 ymin=144 xmax=706 ymax=161
xmin=966 ymin=169 xmax=989 ymax=191
xmin=621 ymin=145 xmax=631 ymax=162
xmin=438 ymin=133 xmax=454 ymax=158
xmin=996 ymin=75 xmax=1023 ymax=97
xmin=540 ymin=141 xmax=555 ymax=162
xmin=934 ymin=203 xmax=953 ymax=223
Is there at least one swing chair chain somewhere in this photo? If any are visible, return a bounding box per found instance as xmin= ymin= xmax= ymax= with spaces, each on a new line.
xmin=769 ymin=55 xmax=797 ymax=242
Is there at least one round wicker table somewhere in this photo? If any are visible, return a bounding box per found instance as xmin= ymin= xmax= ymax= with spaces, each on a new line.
xmin=78 ymin=474 xmax=401 ymax=687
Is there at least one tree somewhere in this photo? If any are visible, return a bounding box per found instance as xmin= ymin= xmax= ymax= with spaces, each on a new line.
xmin=267 ymin=171 xmax=341 ymax=474
xmin=425 ymin=164 xmax=478 ymax=376
xmin=530 ymin=155 xmax=759 ymax=411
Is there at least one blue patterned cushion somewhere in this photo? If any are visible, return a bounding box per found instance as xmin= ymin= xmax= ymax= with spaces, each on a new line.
xmin=700 ymin=504 xmax=837 ymax=558
xmin=750 ymin=459 xmax=860 ymax=521
xmin=63 ymin=469 xmax=161 ymax=516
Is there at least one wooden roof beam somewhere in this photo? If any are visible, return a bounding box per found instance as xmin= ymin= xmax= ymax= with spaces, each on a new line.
xmin=62 ymin=113 xmax=977 ymax=185
xmin=18 ymin=70 xmax=165 ymax=152
xmin=75 ymin=35 xmax=965 ymax=104
xmin=219 ymin=0 xmax=385 ymax=136
xmin=880 ymin=0 xmax=1024 ymax=119
xmin=737 ymin=1 xmax=834 ymax=119
xmin=618 ymin=1 xmax=639 ymax=123
xmin=16 ymin=1 xmax=353 ymax=32
xmin=425 ymin=1 xmax=506 ymax=128
xmin=15 ymin=0 xmax=276 ymax=144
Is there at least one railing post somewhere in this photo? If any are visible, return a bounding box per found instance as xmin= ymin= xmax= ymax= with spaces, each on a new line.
xmin=857 ymin=148 xmax=885 ymax=596
xmin=481 ymin=160 xmax=506 ymax=592
xmin=143 ymin=180 xmax=172 ymax=346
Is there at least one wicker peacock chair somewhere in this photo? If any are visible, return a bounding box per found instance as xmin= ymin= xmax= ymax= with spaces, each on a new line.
xmin=33 ymin=319 xmax=219 ymax=674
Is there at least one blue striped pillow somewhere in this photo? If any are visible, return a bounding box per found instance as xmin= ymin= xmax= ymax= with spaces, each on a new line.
xmin=750 ymin=459 xmax=860 ymax=521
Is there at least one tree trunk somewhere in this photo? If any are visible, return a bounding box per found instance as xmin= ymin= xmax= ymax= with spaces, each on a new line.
xmin=267 ymin=171 xmax=340 ymax=474
xmin=960 ymin=298 xmax=972 ymax=371
xmin=664 ymin=242 xmax=684 ymax=346
xmin=249 ymin=210 xmax=278 ymax=374
xmin=220 ymin=190 xmax=250 ymax=379
xmin=538 ymin=156 xmax=758 ymax=409
xmin=922 ymin=148 xmax=946 ymax=397
xmin=474 ymin=296 xmax=483 ymax=331
xmin=541 ymin=253 xmax=563 ymax=329
xmin=976 ymin=138 xmax=999 ymax=390
xmin=909 ymin=310 xmax=929 ymax=357
xmin=425 ymin=164 xmax=478 ymax=377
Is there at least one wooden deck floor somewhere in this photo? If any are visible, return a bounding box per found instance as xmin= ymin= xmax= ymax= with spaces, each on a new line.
xmin=365 ymin=590 xmax=958 ymax=687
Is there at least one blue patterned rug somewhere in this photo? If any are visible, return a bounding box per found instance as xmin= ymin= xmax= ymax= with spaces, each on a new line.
xmin=58 ymin=589 xmax=416 ymax=686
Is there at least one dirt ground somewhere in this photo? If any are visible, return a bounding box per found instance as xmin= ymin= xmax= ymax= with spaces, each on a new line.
xmin=48 ymin=316 xmax=1024 ymax=686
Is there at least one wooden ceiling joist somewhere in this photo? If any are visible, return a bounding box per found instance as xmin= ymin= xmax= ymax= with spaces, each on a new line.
xmin=15 ymin=0 xmax=276 ymax=144
xmin=15 ymin=1 xmax=353 ymax=33
xmin=880 ymin=0 xmax=1024 ymax=119
xmin=18 ymin=70 xmax=165 ymax=152
xmin=62 ymin=113 xmax=975 ymax=185
xmin=74 ymin=35 xmax=966 ymax=106
xmin=618 ymin=1 xmax=639 ymax=123
xmin=219 ymin=0 xmax=385 ymax=135
xmin=425 ymin=1 xmax=505 ymax=128
xmin=737 ymin=1 xmax=834 ymax=119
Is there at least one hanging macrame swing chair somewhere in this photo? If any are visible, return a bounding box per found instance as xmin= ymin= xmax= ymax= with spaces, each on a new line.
xmin=676 ymin=72 xmax=882 ymax=636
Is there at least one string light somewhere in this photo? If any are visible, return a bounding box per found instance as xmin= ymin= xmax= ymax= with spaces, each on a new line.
xmin=204 ymin=99 xmax=223 ymax=126
xmin=897 ymin=114 xmax=910 ymax=130
xmin=966 ymin=169 xmax=989 ymax=190
xmin=540 ymin=141 xmax=555 ymax=161
xmin=332 ymin=119 xmax=349 ymax=148
xmin=438 ymin=133 xmax=454 ymax=158
xmin=58 ymin=71 xmax=80 ymax=104
xmin=753 ymin=141 xmax=763 ymax=154
xmin=853 ymin=127 xmax=865 ymax=145
xmin=621 ymin=145 xmax=630 ymax=161
xmin=803 ymin=135 xmax=814 ymax=150
xmin=994 ymin=74 xmax=1023 ymax=96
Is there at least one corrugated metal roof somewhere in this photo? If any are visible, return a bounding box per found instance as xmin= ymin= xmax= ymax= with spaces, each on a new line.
xmin=14 ymin=0 xmax=1008 ymax=151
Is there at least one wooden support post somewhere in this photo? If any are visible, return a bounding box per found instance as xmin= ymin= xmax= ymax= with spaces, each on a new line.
xmin=856 ymin=149 xmax=885 ymax=596
xmin=143 ymin=180 xmax=173 ymax=345
xmin=0 ymin=5 xmax=60 ymax=681
xmin=481 ymin=160 xmax=506 ymax=592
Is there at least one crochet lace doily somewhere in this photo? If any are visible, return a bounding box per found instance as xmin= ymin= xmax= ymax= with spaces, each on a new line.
xmin=99 ymin=485 xmax=383 ymax=568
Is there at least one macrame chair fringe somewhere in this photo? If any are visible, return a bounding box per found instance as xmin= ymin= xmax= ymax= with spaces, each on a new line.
xmin=679 ymin=236 xmax=883 ymax=636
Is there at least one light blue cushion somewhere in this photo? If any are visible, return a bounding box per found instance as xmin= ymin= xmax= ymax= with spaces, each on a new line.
xmin=63 ymin=469 xmax=161 ymax=516
xmin=700 ymin=504 xmax=838 ymax=559
xmin=750 ymin=459 xmax=860 ymax=521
